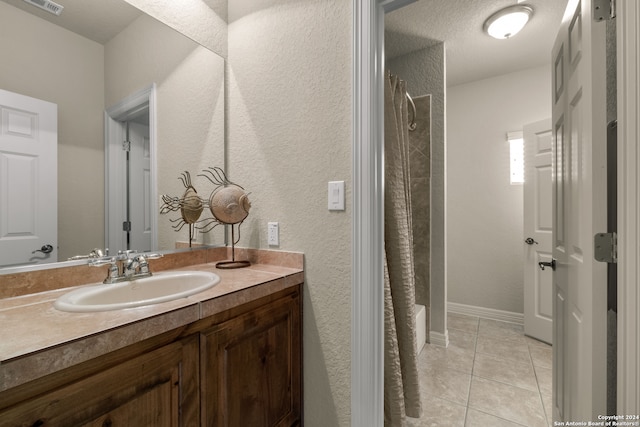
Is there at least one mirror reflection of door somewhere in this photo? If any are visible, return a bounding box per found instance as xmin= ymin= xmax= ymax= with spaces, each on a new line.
xmin=0 ymin=89 xmax=57 ymax=268
xmin=105 ymin=85 xmax=156 ymax=255
xmin=126 ymin=120 xmax=151 ymax=252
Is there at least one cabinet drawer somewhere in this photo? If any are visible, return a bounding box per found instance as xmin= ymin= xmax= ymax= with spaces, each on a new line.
xmin=0 ymin=339 xmax=197 ymax=427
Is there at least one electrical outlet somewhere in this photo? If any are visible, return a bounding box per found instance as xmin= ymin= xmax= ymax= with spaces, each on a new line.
xmin=268 ymin=222 xmax=279 ymax=246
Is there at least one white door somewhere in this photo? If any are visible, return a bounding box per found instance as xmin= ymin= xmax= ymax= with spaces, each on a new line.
xmin=128 ymin=121 xmax=151 ymax=252
xmin=523 ymin=119 xmax=553 ymax=344
xmin=552 ymin=0 xmax=608 ymax=421
xmin=0 ymin=89 xmax=57 ymax=267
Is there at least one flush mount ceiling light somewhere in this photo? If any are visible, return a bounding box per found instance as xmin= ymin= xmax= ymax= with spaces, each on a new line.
xmin=483 ymin=5 xmax=533 ymax=39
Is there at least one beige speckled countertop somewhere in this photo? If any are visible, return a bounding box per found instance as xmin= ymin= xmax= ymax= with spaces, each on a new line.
xmin=0 ymin=248 xmax=304 ymax=392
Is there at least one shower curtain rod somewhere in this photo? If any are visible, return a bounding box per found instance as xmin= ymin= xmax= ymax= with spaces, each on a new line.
xmin=406 ymin=92 xmax=417 ymax=131
xmin=388 ymin=71 xmax=417 ymax=131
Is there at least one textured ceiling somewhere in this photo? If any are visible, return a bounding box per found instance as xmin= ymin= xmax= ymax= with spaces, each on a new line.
xmin=385 ymin=0 xmax=569 ymax=87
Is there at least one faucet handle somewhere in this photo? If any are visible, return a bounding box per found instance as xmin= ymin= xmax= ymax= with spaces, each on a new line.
xmin=130 ymin=253 xmax=163 ymax=264
xmin=117 ymin=250 xmax=137 ymax=259
xmin=88 ymin=248 xmax=106 ymax=258
xmin=136 ymin=255 xmax=149 ymax=274
xmin=105 ymin=262 xmax=120 ymax=283
xmin=135 ymin=253 xmax=162 ymax=274
xmin=88 ymin=257 xmax=116 ymax=267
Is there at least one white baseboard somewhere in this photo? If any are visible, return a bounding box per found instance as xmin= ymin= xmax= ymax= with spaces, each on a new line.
xmin=428 ymin=329 xmax=449 ymax=348
xmin=448 ymin=302 xmax=524 ymax=326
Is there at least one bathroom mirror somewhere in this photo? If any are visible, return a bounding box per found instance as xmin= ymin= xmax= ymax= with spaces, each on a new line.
xmin=0 ymin=0 xmax=226 ymax=270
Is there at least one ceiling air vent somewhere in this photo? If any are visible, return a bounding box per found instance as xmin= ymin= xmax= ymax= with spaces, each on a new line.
xmin=23 ymin=0 xmax=64 ymax=16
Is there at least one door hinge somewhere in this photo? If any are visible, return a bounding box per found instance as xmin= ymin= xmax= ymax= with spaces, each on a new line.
xmin=594 ymin=232 xmax=617 ymax=263
xmin=593 ymin=0 xmax=616 ymax=21
xmin=122 ymin=221 xmax=131 ymax=232
xmin=122 ymin=140 xmax=131 ymax=152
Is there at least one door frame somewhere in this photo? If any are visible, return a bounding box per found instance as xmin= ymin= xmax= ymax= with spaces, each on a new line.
xmin=351 ymin=1 xmax=414 ymax=426
xmin=104 ymin=84 xmax=157 ymax=254
xmin=615 ymin=0 xmax=640 ymax=415
xmin=351 ymin=0 xmax=640 ymax=424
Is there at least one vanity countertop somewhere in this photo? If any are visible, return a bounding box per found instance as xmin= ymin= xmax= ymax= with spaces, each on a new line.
xmin=0 ymin=249 xmax=303 ymax=392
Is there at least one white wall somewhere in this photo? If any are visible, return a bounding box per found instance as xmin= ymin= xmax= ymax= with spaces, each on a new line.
xmin=227 ymin=1 xmax=352 ymax=425
xmin=124 ymin=0 xmax=227 ymax=58
xmin=104 ymin=13 xmax=225 ymax=249
xmin=447 ymin=65 xmax=551 ymax=314
xmin=0 ymin=2 xmax=105 ymax=261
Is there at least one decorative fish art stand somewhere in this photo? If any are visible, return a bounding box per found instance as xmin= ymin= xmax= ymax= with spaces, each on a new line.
xmin=160 ymin=167 xmax=252 ymax=269
xmin=160 ymin=171 xmax=203 ymax=247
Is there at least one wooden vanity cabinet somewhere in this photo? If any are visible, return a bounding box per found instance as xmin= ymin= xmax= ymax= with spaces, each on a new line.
xmin=199 ymin=286 xmax=302 ymax=427
xmin=0 ymin=284 xmax=302 ymax=427
xmin=0 ymin=335 xmax=200 ymax=427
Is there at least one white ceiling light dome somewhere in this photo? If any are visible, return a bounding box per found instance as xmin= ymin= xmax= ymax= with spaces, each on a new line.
xmin=483 ymin=4 xmax=534 ymax=39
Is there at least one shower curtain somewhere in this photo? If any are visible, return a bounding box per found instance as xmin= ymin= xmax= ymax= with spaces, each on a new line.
xmin=383 ymin=72 xmax=422 ymax=426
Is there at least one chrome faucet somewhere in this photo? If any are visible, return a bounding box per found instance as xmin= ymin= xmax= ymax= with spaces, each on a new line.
xmin=89 ymin=250 xmax=163 ymax=284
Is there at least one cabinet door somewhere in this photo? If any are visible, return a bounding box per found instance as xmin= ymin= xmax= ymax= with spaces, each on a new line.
xmin=201 ymin=291 xmax=301 ymax=427
xmin=0 ymin=338 xmax=198 ymax=427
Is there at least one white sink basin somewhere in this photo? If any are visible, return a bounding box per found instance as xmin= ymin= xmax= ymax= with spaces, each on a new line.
xmin=54 ymin=271 xmax=220 ymax=312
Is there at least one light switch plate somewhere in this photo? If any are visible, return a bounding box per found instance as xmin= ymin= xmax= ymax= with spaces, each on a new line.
xmin=328 ymin=181 xmax=345 ymax=211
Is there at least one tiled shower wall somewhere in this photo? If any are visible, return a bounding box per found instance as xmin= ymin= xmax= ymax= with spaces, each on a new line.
xmin=410 ymin=95 xmax=431 ymax=341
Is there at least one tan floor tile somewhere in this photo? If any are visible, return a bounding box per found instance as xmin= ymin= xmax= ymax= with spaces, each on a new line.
xmin=418 ymin=363 xmax=472 ymax=406
xmin=419 ymin=342 xmax=475 ymax=374
xmin=465 ymin=408 xmax=528 ymax=427
xmin=468 ymin=377 xmax=547 ymax=427
xmin=413 ymin=317 xmax=548 ymax=427
xmin=541 ymin=394 xmax=553 ymax=426
xmin=534 ymin=365 xmax=552 ymax=396
xmin=448 ymin=313 xmax=479 ymax=333
xmin=473 ymin=353 xmax=538 ymax=391
xmin=476 ymin=334 xmax=532 ymax=366
xmin=526 ymin=335 xmax=552 ymax=348
xmin=478 ymin=319 xmax=526 ymax=342
xmin=529 ymin=344 xmax=553 ymax=369
xmin=406 ymin=394 xmax=466 ymax=427
xmin=448 ymin=328 xmax=477 ymax=351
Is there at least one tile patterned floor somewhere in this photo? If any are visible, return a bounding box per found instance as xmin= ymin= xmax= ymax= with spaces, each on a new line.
xmin=406 ymin=313 xmax=552 ymax=427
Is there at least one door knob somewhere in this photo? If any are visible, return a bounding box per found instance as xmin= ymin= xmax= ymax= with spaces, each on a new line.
xmin=32 ymin=244 xmax=53 ymax=254
xmin=538 ymin=259 xmax=556 ymax=271
xmin=525 ymin=237 xmax=539 ymax=245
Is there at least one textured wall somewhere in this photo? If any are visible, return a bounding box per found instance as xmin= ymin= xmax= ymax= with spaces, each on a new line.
xmin=0 ymin=2 xmax=105 ymax=261
xmin=447 ymin=65 xmax=551 ymax=314
xmin=386 ymin=44 xmax=447 ymax=336
xmin=227 ymin=1 xmax=352 ymax=425
xmin=105 ymin=13 xmax=225 ymax=250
